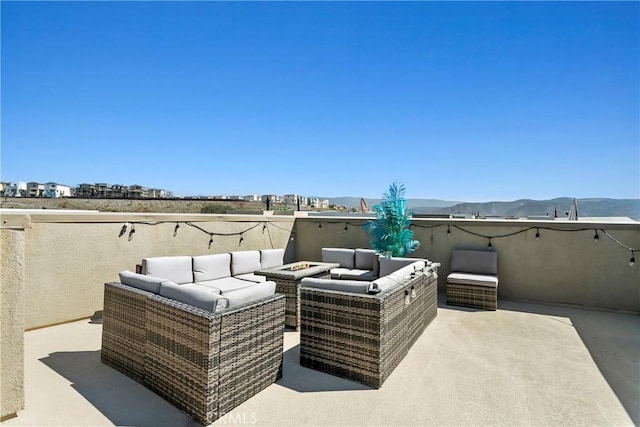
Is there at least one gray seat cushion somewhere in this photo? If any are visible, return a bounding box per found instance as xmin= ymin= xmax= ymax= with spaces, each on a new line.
xmin=322 ymin=248 xmax=355 ymax=269
xmin=231 ymin=250 xmax=261 ymax=276
xmin=260 ymin=248 xmax=285 ymax=269
xmin=119 ymin=270 xmax=165 ymax=294
xmin=235 ymin=273 xmax=268 ymax=283
xmin=379 ymin=257 xmax=426 ymax=277
xmin=143 ymin=256 xmax=193 ymax=285
xmin=159 ymin=281 xmax=227 ymax=312
xmin=193 ymin=253 xmax=231 ymax=281
xmin=221 ymin=281 xmax=277 ymax=308
xmin=447 ymin=272 xmax=498 ymax=288
xmin=332 ymin=268 xmax=378 ymax=282
xmin=301 ymin=277 xmax=373 ymax=294
xmin=200 ymin=277 xmax=257 ymax=293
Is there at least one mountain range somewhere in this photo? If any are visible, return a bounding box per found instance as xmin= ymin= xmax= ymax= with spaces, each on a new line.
xmin=326 ymin=197 xmax=640 ymax=221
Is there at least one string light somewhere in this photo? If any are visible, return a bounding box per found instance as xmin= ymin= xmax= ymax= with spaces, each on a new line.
xmin=208 ymin=234 xmax=214 ymax=249
xmin=487 ymin=238 xmax=492 ymax=250
xmin=630 ymin=251 xmax=636 ymax=266
xmin=173 ymin=223 xmax=180 ymax=237
xmin=594 ymin=229 xmax=599 ymax=242
xmin=535 ymin=228 xmax=540 ymax=240
xmin=318 ymin=223 xmax=322 ymax=228
xmin=447 ymin=225 xmax=451 ymax=235
xmin=239 ymin=234 xmax=244 ymax=245
xmin=262 ymin=223 xmax=267 ymax=233
xmin=128 ymin=224 xmax=136 ymax=241
xmin=344 ymin=223 xmax=348 ymax=232
xmin=119 ymin=223 xmax=128 ymax=238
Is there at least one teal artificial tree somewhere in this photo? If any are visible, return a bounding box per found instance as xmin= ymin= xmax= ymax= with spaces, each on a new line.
xmin=363 ymin=182 xmax=420 ymax=257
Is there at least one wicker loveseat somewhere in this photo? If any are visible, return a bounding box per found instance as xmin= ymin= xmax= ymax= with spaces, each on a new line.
xmin=299 ymin=258 xmax=439 ymax=388
xmin=101 ymin=256 xmax=286 ymax=425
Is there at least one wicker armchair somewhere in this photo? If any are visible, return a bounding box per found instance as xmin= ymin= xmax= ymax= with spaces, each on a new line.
xmin=299 ymin=265 xmax=438 ymax=388
xmin=101 ymin=281 xmax=285 ymax=425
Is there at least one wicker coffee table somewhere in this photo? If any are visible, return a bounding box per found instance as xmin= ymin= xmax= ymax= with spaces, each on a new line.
xmin=255 ymin=261 xmax=339 ymax=330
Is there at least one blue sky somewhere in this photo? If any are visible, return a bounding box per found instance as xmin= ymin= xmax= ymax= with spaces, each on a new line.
xmin=2 ymin=1 xmax=638 ymax=201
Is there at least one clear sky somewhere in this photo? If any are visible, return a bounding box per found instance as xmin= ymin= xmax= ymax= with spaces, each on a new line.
xmin=1 ymin=1 xmax=638 ymax=201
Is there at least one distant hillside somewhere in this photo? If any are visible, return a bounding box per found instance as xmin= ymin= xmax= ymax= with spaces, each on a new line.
xmin=327 ymin=197 xmax=460 ymax=210
xmin=412 ymin=198 xmax=640 ymax=220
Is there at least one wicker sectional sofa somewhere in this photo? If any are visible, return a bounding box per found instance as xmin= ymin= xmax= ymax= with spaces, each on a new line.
xmin=101 ymin=249 xmax=286 ymax=425
xmin=299 ymin=253 xmax=439 ymax=388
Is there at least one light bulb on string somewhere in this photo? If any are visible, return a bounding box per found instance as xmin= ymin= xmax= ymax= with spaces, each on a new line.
xmin=535 ymin=228 xmax=540 ymax=240
xmin=447 ymin=225 xmax=451 ymax=235
xmin=239 ymin=234 xmax=244 ymax=245
xmin=318 ymin=223 xmax=322 ymax=229
xmin=593 ymin=229 xmax=599 ymax=242
xmin=119 ymin=223 xmax=128 ymax=238
xmin=488 ymin=238 xmax=492 ymax=250
xmin=173 ymin=223 xmax=180 ymax=237
xmin=344 ymin=223 xmax=348 ymax=232
xmin=630 ymin=251 xmax=636 ymax=267
xmin=208 ymin=234 xmax=214 ymax=249
xmin=262 ymin=223 xmax=267 ymax=233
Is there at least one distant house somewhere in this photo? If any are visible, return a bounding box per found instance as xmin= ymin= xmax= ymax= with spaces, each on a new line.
xmin=5 ymin=181 xmax=28 ymax=197
xmin=43 ymin=182 xmax=72 ymax=198
xmin=310 ymin=198 xmax=330 ymax=209
xmin=27 ymin=182 xmax=45 ymax=198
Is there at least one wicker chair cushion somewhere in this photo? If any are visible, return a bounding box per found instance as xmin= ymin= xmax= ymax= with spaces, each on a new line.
xmin=447 ymin=272 xmax=498 ymax=288
xmin=322 ymin=248 xmax=355 ymax=269
xmin=355 ymin=249 xmax=379 ymax=275
xmin=193 ymin=253 xmax=231 ymax=281
xmin=301 ymin=277 xmax=373 ymax=294
xmin=221 ymin=281 xmax=277 ymax=308
xmin=231 ymin=251 xmax=261 ymax=276
xmin=235 ymin=273 xmax=268 ymax=283
xmin=119 ymin=270 xmax=165 ymax=294
xmin=198 ymin=277 xmax=256 ymax=293
xmin=332 ymin=269 xmax=378 ymax=282
xmin=379 ymin=257 xmax=426 ymax=277
xmin=260 ymin=248 xmax=285 ymax=269
xmin=159 ymin=281 xmax=228 ymax=312
xmin=450 ymin=250 xmax=497 ymax=275
xmin=143 ymin=256 xmax=194 ymax=285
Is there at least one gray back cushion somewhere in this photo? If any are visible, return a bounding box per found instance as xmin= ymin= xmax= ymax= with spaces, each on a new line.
xmin=451 ymin=250 xmax=498 ymax=275
xmin=159 ymin=281 xmax=228 ymax=312
xmin=322 ymin=248 xmax=355 ymax=269
xmin=143 ymin=256 xmax=193 ymax=285
xmin=260 ymin=248 xmax=285 ymax=269
xmin=231 ymin=251 xmax=261 ymax=276
xmin=119 ymin=270 xmax=164 ymax=294
xmin=355 ymin=249 xmax=379 ymax=275
xmin=193 ymin=253 xmax=231 ymax=281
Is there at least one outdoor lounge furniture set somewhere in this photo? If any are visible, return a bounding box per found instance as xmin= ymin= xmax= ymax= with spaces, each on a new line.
xmin=101 ymin=249 xmax=286 ymax=425
xmin=299 ymin=247 xmax=440 ymax=388
xmin=102 ymin=247 xmax=491 ymax=423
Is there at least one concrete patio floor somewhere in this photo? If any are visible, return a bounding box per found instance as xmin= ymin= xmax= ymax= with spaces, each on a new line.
xmin=4 ymin=295 xmax=638 ymax=427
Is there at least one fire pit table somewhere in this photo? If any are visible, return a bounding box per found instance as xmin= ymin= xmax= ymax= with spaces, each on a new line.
xmin=255 ymin=261 xmax=339 ymax=330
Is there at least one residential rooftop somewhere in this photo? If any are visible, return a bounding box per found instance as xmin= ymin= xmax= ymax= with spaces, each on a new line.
xmin=3 ymin=296 xmax=638 ymax=426
xmin=1 ymin=211 xmax=638 ymax=426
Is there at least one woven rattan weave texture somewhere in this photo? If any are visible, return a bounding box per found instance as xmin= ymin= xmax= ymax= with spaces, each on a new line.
xmin=102 ymin=282 xmax=285 ymax=425
xmin=299 ymin=269 xmax=438 ymax=388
